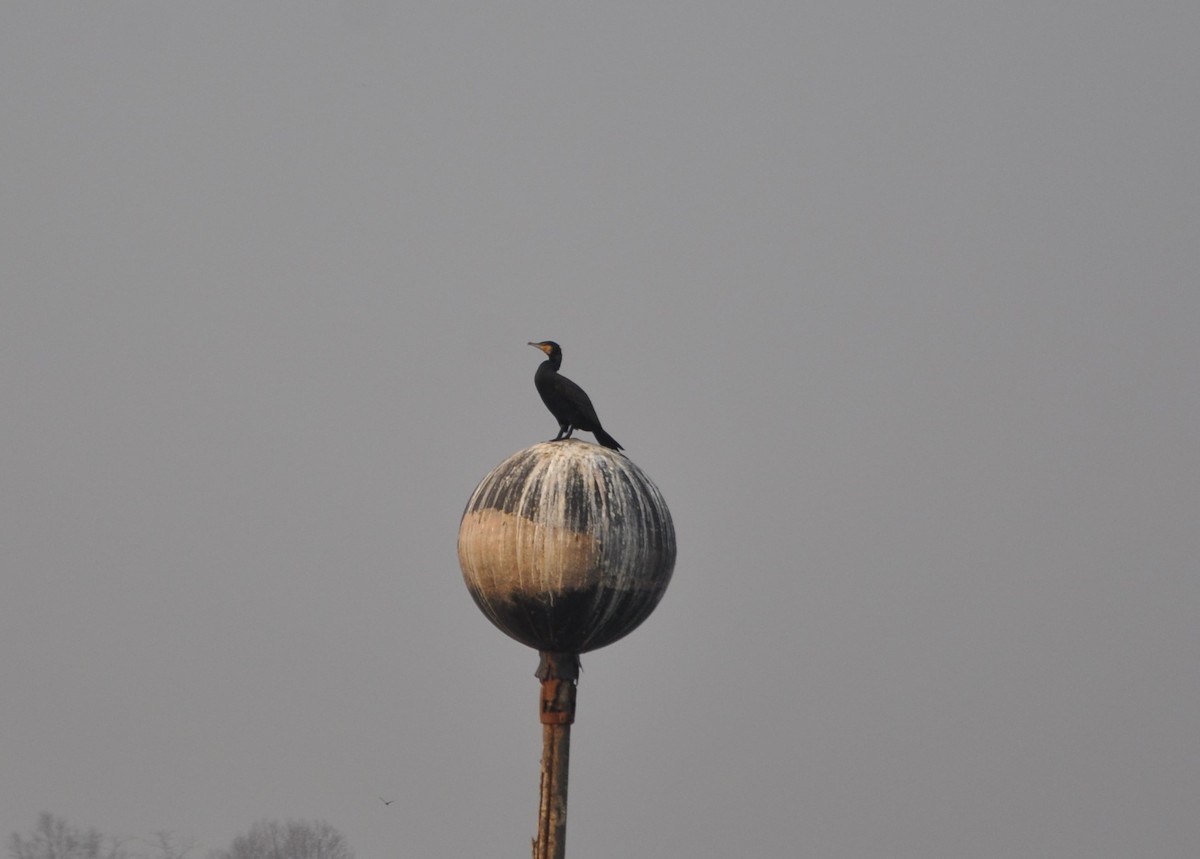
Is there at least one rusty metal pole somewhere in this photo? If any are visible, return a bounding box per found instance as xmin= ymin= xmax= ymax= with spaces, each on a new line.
xmin=533 ymin=651 xmax=579 ymax=859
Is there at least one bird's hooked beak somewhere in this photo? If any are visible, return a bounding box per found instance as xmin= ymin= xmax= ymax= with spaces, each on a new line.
xmin=528 ymin=341 xmax=553 ymax=354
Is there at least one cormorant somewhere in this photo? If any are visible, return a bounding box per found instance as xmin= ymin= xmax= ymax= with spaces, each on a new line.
xmin=528 ymin=341 xmax=623 ymax=451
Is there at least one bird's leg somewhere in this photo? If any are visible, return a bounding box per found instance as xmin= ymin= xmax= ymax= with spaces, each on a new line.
xmin=553 ymin=424 xmax=569 ymax=441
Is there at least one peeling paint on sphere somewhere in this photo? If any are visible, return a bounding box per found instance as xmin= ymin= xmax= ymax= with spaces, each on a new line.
xmin=458 ymin=440 xmax=676 ymax=653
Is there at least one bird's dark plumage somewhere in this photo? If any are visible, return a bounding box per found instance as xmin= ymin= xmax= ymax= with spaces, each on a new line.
xmin=528 ymin=341 xmax=623 ymax=450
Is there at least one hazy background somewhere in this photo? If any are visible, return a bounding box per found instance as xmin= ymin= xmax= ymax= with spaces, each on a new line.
xmin=3 ymin=3 xmax=1198 ymax=857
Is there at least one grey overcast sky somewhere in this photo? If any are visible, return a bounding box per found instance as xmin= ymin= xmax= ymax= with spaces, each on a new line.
xmin=3 ymin=3 xmax=1198 ymax=857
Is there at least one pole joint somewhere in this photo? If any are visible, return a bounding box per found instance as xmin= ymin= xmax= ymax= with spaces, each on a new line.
xmin=536 ymin=651 xmax=579 ymax=725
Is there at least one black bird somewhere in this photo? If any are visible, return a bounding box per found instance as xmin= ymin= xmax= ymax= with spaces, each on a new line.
xmin=379 ymin=797 xmax=395 ymax=806
xmin=528 ymin=341 xmax=623 ymax=451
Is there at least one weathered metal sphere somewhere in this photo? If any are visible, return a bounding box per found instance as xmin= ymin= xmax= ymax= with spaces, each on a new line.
xmin=458 ymin=440 xmax=676 ymax=653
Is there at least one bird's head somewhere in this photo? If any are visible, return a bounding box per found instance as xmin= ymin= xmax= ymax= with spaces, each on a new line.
xmin=528 ymin=340 xmax=562 ymax=359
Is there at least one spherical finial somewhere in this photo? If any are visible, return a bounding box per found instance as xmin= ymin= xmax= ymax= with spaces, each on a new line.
xmin=458 ymin=441 xmax=676 ymax=653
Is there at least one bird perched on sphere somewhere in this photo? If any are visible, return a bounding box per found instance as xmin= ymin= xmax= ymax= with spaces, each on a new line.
xmin=528 ymin=340 xmax=623 ymax=451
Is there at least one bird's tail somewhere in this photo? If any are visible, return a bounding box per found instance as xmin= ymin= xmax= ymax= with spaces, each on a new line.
xmin=593 ymin=428 xmax=623 ymax=451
